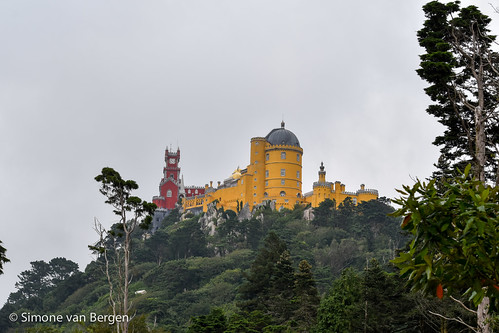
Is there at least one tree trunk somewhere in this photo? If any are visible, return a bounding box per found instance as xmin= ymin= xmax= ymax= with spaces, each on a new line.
xmin=477 ymin=297 xmax=490 ymax=333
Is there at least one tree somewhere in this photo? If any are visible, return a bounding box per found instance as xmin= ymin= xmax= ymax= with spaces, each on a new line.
xmin=395 ymin=2 xmax=499 ymax=331
xmin=7 ymin=258 xmax=79 ymax=310
xmin=238 ymin=232 xmax=288 ymax=312
xmin=293 ymin=260 xmax=320 ymax=331
xmin=416 ymin=1 xmax=499 ymax=185
xmin=0 ymin=240 xmax=9 ymax=275
xmin=316 ymin=268 xmax=363 ymax=332
xmin=391 ymin=166 xmax=499 ymax=332
xmin=312 ymin=198 xmax=335 ymax=227
xmin=91 ymin=167 xmax=156 ymax=333
xmin=187 ymin=308 xmax=227 ymax=333
xmin=267 ymin=250 xmax=296 ymax=325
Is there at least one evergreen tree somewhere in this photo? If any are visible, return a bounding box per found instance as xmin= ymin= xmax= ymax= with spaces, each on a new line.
xmin=312 ymin=198 xmax=335 ymax=227
xmin=293 ymin=260 xmax=320 ymax=331
xmin=0 ymin=240 xmax=9 ymax=275
xmin=187 ymin=308 xmax=227 ymax=333
xmin=416 ymin=1 xmax=499 ymax=184
xmin=316 ymin=268 xmax=363 ymax=332
xmin=268 ymin=250 xmax=296 ymax=325
xmin=238 ymin=232 xmax=289 ymax=314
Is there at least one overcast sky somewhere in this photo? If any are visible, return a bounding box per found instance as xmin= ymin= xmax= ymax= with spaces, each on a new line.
xmin=1 ymin=0 xmax=498 ymax=306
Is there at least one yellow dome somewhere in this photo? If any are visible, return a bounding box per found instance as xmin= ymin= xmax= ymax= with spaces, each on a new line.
xmin=232 ymin=167 xmax=242 ymax=179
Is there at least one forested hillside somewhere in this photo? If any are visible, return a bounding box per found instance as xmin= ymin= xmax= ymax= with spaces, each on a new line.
xmin=0 ymin=199 xmax=482 ymax=332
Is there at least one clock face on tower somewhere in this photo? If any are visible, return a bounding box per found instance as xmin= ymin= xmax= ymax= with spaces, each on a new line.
xmin=169 ymin=158 xmax=176 ymax=164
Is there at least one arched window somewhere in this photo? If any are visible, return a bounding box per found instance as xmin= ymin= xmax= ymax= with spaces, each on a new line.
xmin=281 ymin=152 xmax=286 ymax=159
xmin=264 ymin=192 xmax=268 ymax=197
xmin=280 ymin=191 xmax=286 ymax=197
xmin=166 ymin=190 xmax=172 ymax=198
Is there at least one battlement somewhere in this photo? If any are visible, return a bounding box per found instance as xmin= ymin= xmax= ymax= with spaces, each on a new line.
xmin=357 ymin=189 xmax=379 ymax=195
xmin=313 ymin=181 xmax=333 ymax=188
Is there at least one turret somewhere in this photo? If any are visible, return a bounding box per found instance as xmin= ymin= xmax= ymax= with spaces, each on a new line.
xmin=318 ymin=162 xmax=326 ymax=183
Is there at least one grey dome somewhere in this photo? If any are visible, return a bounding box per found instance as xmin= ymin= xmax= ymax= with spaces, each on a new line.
xmin=265 ymin=122 xmax=300 ymax=147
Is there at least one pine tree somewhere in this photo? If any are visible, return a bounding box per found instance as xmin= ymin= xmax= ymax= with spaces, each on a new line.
xmin=0 ymin=240 xmax=9 ymax=275
xmin=268 ymin=250 xmax=296 ymax=324
xmin=293 ymin=260 xmax=320 ymax=331
xmin=417 ymin=1 xmax=499 ymax=184
xmin=238 ymin=232 xmax=289 ymax=314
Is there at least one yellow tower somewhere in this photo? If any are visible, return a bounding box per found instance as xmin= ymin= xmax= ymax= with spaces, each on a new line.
xmin=262 ymin=121 xmax=303 ymax=210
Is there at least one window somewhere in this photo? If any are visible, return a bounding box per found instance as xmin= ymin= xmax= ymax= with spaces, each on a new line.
xmin=280 ymin=191 xmax=286 ymax=197
xmin=195 ymin=189 xmax=198 ymax=194
xmin=281 ymin=179 xmax=285 ymax=185
xmin=281 ymin=169 xmax=286 ymax=177
xmin=265 ymin=170 xmax=269 ymax=177
xmin=296 ymin=171 xmax=300 ymax=178
xmin=281 ymin=152 xmax=286 ymax=159
xmin=254 ymin=186 xmax=257 ymax=189
xmin=166 ymin=190 xmax=172 ymax=197
xmin=297 ymin=193 xmax=301 ymax=198
xmin=266 ymin=153 xmax=269 ymax=161
xmin=297 ymin=154 xmax=300 ymax=161
xmin=297 ymin=181 xmax=300 ymax=187
xmin=264 ymin=192 xmax=268 ymax=197
xmin=254 ymin=193 xmax=256 ymax=197
xmin=265 ymin=180 xmax=269 ymax=186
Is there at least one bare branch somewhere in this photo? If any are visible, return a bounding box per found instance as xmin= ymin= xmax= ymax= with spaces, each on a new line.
xmin=428 ymin=310 xmax=478 ymax=332
xmin=450 ymin=295 xmax=478 ymax=314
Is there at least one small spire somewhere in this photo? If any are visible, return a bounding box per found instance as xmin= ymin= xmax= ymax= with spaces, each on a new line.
xmin=320 ymin=161 xmax=325 ymax=171
xmin=281 ymin=120 xmax=285 ymax=128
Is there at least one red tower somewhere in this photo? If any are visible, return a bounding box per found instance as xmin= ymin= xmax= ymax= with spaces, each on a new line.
xmin=152 ymin=147 xmax=206 ymax=210
xmin=153 ymin=148 xmax=181 ymax=209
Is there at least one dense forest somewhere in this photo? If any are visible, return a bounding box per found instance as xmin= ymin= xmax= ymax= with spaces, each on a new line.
xmin=0 ymin=198 xmax=490 ymax=332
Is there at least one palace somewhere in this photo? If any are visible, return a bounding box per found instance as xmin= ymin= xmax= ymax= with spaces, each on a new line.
xmin=152 ymin=122 xmax=378 ymax=213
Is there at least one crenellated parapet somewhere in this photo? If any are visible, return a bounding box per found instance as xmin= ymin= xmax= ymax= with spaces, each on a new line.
xmin=313 ymin=181 xmax=333 ymax=189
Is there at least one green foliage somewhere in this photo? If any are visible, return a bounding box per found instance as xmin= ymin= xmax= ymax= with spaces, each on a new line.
xmin=238 ymin=232 xmax=289 ymax=314
xmin=317 ymin=262 xmax=423 ymax=332
xmin=312 ymin=198 xmax=336 ymax=227
xmin=316 ymin=268 xmax=362 ymax=332
xmin=9 ymin=258 xmax=80 ymax=310
xmin=293 ymin=260 xmax=320 ymax=331
xmin=187 ymin=308 xmax=227 ymax=332
xmin=0 ymin=239 xmax=9 ymax=275
xmin=94 ymin=167 xmax=156 ymax=230
xmin=391 ymin=166 xmax=499 ymax=309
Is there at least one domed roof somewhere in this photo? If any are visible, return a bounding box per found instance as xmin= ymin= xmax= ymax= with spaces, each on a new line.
xmin=265 ymin=121 xmax=300 ymax=147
